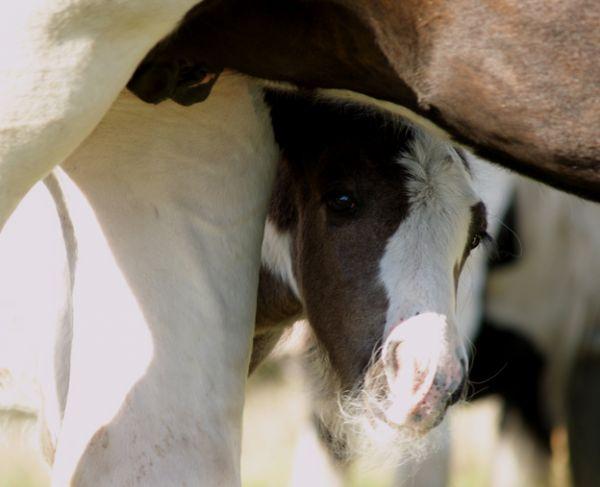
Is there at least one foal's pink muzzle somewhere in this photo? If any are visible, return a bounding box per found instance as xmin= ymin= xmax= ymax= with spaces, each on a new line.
xmin=380 ymin=312 xmax=466 ymax=429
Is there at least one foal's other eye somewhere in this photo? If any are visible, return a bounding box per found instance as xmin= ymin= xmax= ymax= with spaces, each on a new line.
xmin=324 ymin=192 xmax=358 ymax=213
xmin=470 ymin=231 xmax=491 ymax=250
xmin=468 ymin=202 xmax=490 ymax=252
xmin=470 ymin=234 xmax=482 ymax=250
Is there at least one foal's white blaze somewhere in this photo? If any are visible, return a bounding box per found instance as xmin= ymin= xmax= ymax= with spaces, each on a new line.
xmin=382 ymin=312 xmax=449 ymax=424
xmin=378 ymin=130 xmax=478 ymax=422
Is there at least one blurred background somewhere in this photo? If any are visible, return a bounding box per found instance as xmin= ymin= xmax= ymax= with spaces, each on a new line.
xmin=0 ymin=326 xmax=571 ymax=487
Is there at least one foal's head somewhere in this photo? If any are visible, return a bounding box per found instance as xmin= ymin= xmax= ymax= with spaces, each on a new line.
xmin=258 ymin=91 xmax=489 ymax=458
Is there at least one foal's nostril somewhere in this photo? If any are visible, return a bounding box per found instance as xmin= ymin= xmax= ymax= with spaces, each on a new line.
xmin=460 ymin=356 xmax=468 ymax=374
xmin=448 ymin=376 xmax=467 ymax=406
xmin=455 ymin=347 xmax=468 ymax=372
xmin=384 ymin=341 xmax=401 ymax=377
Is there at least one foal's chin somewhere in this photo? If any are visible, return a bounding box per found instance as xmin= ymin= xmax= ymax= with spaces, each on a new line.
xmin=334 ymin=378 xmax=451 ymax=467
xmin=332 ymin=381 xmax=454 ymax=467
xmin=332 ymin=313 xmax=466 ymax=463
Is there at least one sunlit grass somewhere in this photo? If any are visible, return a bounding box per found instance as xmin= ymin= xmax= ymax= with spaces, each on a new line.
xmin=0 ymin=355 xmax=570 ymax=486
xmin=0 ymin=410 xmax=48 ymax=487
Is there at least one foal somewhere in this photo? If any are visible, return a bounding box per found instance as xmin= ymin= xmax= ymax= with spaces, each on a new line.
xmin=253 ymin=91 xmax=491 ymax=459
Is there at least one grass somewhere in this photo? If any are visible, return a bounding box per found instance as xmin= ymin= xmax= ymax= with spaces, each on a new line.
xmin=0 ymin=355 xmax=571 ymax=486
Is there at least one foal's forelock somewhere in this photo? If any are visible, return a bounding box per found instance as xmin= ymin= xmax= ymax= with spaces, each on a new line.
xmin=399 ymin=129 xmax=474 ymax=203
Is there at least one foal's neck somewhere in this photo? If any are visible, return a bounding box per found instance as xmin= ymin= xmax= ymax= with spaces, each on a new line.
xmin=256 ymin=267 xmax=302 ymax=330
xmin=251 ymin=267 xmax=303 ymax=373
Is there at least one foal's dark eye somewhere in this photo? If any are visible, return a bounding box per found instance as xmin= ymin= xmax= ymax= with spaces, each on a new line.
xmin=470 ymin=234 xmax=482 ymax=250
xmin=325 ymin=192 xmax=358 ymax=213
xmin=470 ymin=231 xmax=490 ymax=250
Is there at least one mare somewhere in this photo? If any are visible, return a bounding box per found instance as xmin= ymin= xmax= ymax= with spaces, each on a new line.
xmin=129 ymin=0 xmax=600 ymax=199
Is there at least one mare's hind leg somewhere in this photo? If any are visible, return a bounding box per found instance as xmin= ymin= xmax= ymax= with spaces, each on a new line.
xmin=469 ymin=322 xmax=552 ymax=487
xmin=289 ymin=414 xmax=347 ymax=487
xmin=0 ymin=0 xmax=198 ymax=230
xmin=567 ymin=323 xmax=600 ymax=487
xmin=491 ymin=410 xmax=551 ymax=487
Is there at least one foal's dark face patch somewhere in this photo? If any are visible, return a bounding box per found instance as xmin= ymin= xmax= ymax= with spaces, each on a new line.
xmin=297 ymin=150 xmax=414 ymax=387
xmin=266 ymin=91 xmax=416 ymax=387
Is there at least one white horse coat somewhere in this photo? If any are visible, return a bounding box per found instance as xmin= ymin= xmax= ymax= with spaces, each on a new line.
xmin=1 ymin=74 xmax=277 ymax=485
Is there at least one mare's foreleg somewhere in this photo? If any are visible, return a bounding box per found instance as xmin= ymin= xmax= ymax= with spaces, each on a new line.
xmin=51 ymin=82 xmax=277 ymax=485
